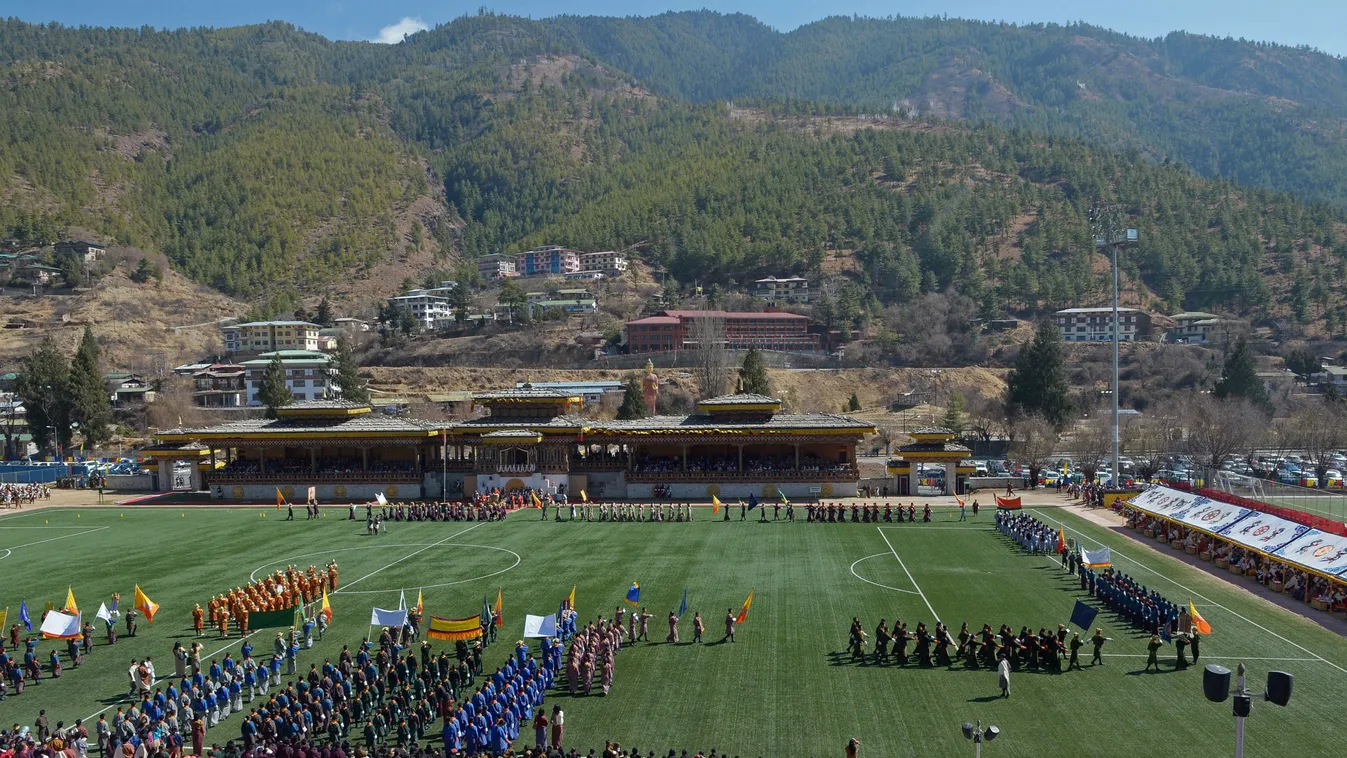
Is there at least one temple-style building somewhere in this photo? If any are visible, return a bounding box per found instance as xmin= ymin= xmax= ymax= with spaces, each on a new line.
xmin=145 ymin=388 xmax=875 ymax=501
xmin=885 ymin=427 xmax=976 ymax=496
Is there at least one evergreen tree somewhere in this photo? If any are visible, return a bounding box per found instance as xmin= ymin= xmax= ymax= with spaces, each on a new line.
xmin=1006 ymin=321 xmax=1073 ymax=428
xmin=739 ymin=348 xmax=771 ymax=395
xmin=17 ymin=335 xmax=72 ymax=456
xmin=498 ymin=278 xmax=529 ymax=323
xmin=450 ymin=285 xmax=474 ymax=324
xmin=1284 ymin=347 xmax=1319 ymax=379
xmin=943 ymin=391 xmax=966 ymax=437
xmin=1214 ymin=339 xmax=1270 ymax=407
xmin=258 ymin=353 xmax=293 ymax=419
xmin=315 ymin=297 xmax=334 ymax=327
xmin=616 ymin=378 xmax=647 ymax=420
xmin=333 ymin=335 xmax=370 ymax=404
xmin=847 ymin=393 xmax=862 ymax=411
xmin=69 ymin=326 xmax=111 ymax=448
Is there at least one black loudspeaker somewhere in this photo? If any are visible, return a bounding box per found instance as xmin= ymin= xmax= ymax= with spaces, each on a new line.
xmin=1233 ymin=694 xmax=1252 ymax=718
xmin=1204 ymin=664 xmax=1232 ymax=703
xmin=1266 ymin=671 xmax=1294 ymax=707
xmin=984 ymin=726 xmax=1000 ymax=742
xmin=962 ymin=723 xmax=974 ymax=740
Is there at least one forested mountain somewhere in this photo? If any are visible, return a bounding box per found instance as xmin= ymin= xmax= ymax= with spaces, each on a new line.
xmin=0 ymin=12 xmax=1345 ymax=329
xmin=545 ymin=12 xmax=1347 ymax=207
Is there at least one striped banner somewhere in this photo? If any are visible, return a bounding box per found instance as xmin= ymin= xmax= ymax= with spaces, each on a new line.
xmin=427 ymin=614 xmax=483 ymax=641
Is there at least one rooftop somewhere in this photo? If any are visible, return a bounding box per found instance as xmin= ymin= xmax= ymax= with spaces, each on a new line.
xmin=661 ymin=309 xmax=808 ymax=321
xmin=235 ymin=321 xmax=320 ymax=328
xmin=1056 ymin=307 xmax=1143 ymax=314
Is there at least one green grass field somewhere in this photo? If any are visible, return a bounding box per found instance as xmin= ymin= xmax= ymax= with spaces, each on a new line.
xmin=2 ymin=504 xmax=1346 ymax=757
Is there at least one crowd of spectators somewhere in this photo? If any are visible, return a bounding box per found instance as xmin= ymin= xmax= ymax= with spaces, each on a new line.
xmin=630 ymin=454 xmax=850 ymax=475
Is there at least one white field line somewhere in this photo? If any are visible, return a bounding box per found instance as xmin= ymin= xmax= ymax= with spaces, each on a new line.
xmin=0 ymin=526 xmax=109 ymax=557
xmin=850 ymin=553 xmax=921 ymax=596
xmin=333 ymin=522 xmax=485 ymax=595
xmin=1034 ymin=510 xmax=1347 ymax=675
xmin=1101 ymin=654 xmax=1318 ymax=661
xmin=877 ymin=527 xmax=941 ymax=623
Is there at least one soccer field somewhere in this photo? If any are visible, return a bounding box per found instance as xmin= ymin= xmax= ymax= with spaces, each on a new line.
xmin=2 ymin=504 xmax=1346 ymax=757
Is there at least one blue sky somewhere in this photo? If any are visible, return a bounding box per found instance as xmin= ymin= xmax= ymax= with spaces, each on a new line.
xmin=3 ymin=1 xmax=1345 ymax=55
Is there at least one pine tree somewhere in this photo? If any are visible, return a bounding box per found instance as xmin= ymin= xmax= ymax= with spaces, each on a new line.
xmin=848 ymin=393 xmax=861 ymax=411
xmin=616 ymin=378 xmax=647 ymax=420
xmin=17 ymin=335 xmax=72 ymax=456
xmin=333 ymin=335 xmax=370 ymax=404
xmin=739 ymin=348 xmax=771 ymax=395
xmin=1006 ymin=321 xmax=1073 ymax=428
xmin=1214 ymin=339 xmax=1270 ymax=407
xmin=315 ymin=297 xmax=334 ymax=327
xmin=498 ymin=278 xmax=528 ymax=323
xmin=942 ymin=391 xmax=966 ymax=436
xmin=69 ymin=326 xmax=111 ymax=448
xmin=258 ymin=353 xmax=293 ymax=419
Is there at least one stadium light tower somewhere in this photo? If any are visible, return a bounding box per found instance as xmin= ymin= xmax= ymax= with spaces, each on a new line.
xmin=1203 ymin=663 xmax=1294 ymax=758
xmin=961 ymin=720 xmax=1000 ymax=757
xmin=1091 ymin=205 xmax=1137 ymax=487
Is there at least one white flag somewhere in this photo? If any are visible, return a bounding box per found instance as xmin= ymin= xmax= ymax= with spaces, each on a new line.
xmin=523 ymin=614 xmax=558 ymax=638
xmin=370 ymin=607 xmax=407 ymax=628
xmin=1081 ymin=547 xmax=1112 ymax=568
xmin=398 ymin=590 xmax=407 ymax=611
xmin=40 ymin=610 xmax=82 ymax=640
xmin=375 ymin=492 xmax=388 ymax=505
xmin=95 ymin=602 xmax=113 ymax=623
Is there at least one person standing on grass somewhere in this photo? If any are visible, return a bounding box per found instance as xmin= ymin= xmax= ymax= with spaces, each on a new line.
xmin=666 ymin=612 xmax=679 ymax=644
xmin=1066 ymin=633 xmax=1083 ymax=671
xmin=125 ymin=608 xmax=138 ymax=638
xmin=1145 ymin=634 xmax=1162 ymax=671
xmin=722 ymin=608 xmax=736 ymax=643
xmin=997 ymin=652 xmax=1011 ymax=697
xmin=693 ymin=612 xmax=704 ymax=643
xmin=959 ymin=503 xmax=967 ymax=521
xmin=636 ymin=608 xmax=652 ymax=642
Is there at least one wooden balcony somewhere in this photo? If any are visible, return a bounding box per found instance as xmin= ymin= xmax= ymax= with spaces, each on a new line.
xmin=626 ymin=468 xmax=858 ymax=484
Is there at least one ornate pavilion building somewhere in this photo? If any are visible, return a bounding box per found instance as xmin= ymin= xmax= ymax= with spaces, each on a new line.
xmin=144 ymin=389 xmax=875 ymax=501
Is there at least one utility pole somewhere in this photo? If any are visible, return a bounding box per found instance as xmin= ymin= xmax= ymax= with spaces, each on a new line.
xmin=1091 ymin=205 xmax=1137 ymax=487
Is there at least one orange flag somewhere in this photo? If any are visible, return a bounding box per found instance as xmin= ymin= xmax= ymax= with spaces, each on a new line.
xmin=493 ymin=588 xmax=503 ymax=628
xmin=711 ymin=495 xmax=722 ymax=514
xmin=1190 ymin=601 xmax=1212 ymax=635
xmin=134 ymin=585 xmax=159 ymax=624
xmin=735 ymin=589 xmax=754 ymax=624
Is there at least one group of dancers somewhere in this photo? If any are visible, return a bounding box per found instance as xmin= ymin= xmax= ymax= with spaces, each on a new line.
xmin=542 ymin=501 xmax=694 ymax=522
xmin=849 ymin=617 xmax=1112 ymax=673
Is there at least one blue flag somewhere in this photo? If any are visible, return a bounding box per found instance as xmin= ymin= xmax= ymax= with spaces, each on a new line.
xmin=748 ymin=493 xmax=758 ymax=511
xmin=625 ymin=582 xmax=640 ymax=605
xmin=19 ymin=601 xmax=30 ymax=631
xmin=1068 ymin=601 xmax=1097 ymax=632
xmin=678 ymin=588 xmax=689 ymax=618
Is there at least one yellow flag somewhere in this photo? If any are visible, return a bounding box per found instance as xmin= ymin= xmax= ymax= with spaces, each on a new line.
xmin=65 ymin=587 xmax=78 ymax=615
xmin=416 ymin=589 xmax=424 ymax=614
xmin=580 ymin=490 xmax=588 ymax=502
xmin=531 ymin=491 xmax=542 ymax=508
xmin=711 ymin=495 xmax=722 ymax=514
xmin=1190 ymin=601 xmax=1212 ymax=635
xmin=321 ymin=588 xmax=332 ymax=622
xmin=134 ymin=585 xmax=159 ymax=624
xmin=276 ymin=488 xmax=283 ymax=509
xmin=0 ymin=607 xmax=7 ymax=630
xmin=567 ymin=585 xmax=576 ymax=610
xmin=736 ymin=588 xmax=754 ymax=624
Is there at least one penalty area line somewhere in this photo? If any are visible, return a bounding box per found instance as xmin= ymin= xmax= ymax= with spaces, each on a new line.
xmin=877 ymin=527 xmax=941 ymax=624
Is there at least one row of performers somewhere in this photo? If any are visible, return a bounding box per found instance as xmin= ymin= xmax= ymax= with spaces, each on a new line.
xmin=194 ymin=562 xmax=339 ymax=636
xmin=810 ymin=502 xmax=975 ymax=523
xmin=358 ymin=502 xmax=511 ymax=523
xmin=849 ymin=618 xmax=1110 ymax=671
xmin=546 ymin=502 xmax=694 ymax=522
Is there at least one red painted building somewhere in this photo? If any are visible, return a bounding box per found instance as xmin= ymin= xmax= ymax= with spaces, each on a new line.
xmin=625 ymin=309 xmax=820 ymax=353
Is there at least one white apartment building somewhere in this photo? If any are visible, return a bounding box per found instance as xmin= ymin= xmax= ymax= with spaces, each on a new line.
xmin=241 ymin=350 xmax=337 ymax=405
xmin=579 ymin=250 xmax=628 ymax=273
xmin=753 ymin=276 xmax=811 ymax=304
xmin=1055 ymin=307 xmax=1152 ymax=342
xmin=388 ymin=291 xmax=454 ymax=330
xmin=223 ymin=321 xmax=321 ymax=356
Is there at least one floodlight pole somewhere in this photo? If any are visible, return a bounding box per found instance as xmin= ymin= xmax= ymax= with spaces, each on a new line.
xmin=1111 ymin=239 xmax=1120 ymax=486
xmin=1234 ymin=664 xmax=1247 ymax=758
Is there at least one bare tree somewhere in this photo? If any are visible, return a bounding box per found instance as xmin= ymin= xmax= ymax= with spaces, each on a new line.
xmin=1068 ymin=417 xmax=1113 ymax=484
xmin=147 ymin=377 xmax=210 ymax=431
xmin=965 ymin=392 xmax=1009 ymax=444
xmin=1010 ymin=413 xmax=1060 ymax=489
xmin=1180 ymin=394 xmax=1264 ymax=469
xmin=689 ymin=315 xmax=731 ymax=398
xmin=1287 ymin=401 xmax=1345 ymax=488
xmin=1122 ymin=410 xmax=1180 ymax=482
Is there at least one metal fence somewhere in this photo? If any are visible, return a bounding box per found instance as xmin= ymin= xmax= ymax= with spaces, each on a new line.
xmin=0 ymin=464 xmax=89 ymax=485
xmin=1198 ymin=467 xmax=1347 ymax=524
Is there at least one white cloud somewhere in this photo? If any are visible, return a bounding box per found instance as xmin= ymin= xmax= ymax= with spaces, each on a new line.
xmin=372 ymin=17 xmax=429 ymax=44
